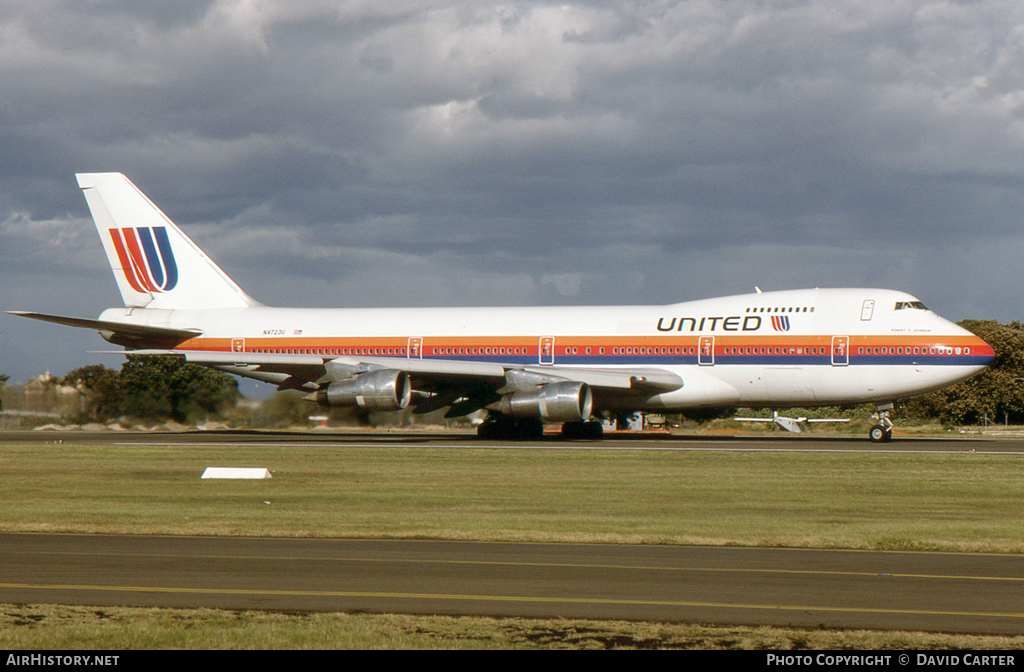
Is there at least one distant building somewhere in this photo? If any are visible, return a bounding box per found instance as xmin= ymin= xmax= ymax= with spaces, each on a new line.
xmin=23 ymin=372 xmax=81 ymax=415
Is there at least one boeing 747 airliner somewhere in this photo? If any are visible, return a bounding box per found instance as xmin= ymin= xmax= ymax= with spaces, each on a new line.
xmin=9 ymin=173 xmax=995 ymax=441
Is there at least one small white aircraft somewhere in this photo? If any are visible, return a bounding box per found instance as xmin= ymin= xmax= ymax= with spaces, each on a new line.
xmin=10 ymin=174 xmax=994 ymax=442
xmin=734 ymin=411 xmax=851 ymax=434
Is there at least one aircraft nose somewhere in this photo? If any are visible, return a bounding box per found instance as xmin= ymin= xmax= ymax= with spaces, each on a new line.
xmin=968 ymin=333 xmax=996 ymax=367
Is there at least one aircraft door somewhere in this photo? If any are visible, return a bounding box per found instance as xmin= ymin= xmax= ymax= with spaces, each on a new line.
xmin=860 ymin=300 xmax=875 ymax=321
xmin=539 ymin=337 xmax=555 ymax=365
xmin=831 ymin=335 xmax=849 ymax=367
xmin=698 ymin=336 xmax=715 ymax=366
xmin=231 ymin=338 xmax=245 ymax=353
xmin=408 ymin=337 xmax=422 ymax=359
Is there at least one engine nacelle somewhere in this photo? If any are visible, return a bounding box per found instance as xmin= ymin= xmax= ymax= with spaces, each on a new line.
xmin=316 ymin=369 xmax=411 ymax=411
xmin=499 ymin=381 xmax=593 ymax=423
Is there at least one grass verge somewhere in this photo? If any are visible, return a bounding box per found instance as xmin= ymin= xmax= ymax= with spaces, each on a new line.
xmin=3 ymin=603 xmax=1023 ymax=650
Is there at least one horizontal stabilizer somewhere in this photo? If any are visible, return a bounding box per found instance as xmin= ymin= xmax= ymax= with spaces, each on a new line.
xmin=7 ymin=311 xmax=201 ymax=347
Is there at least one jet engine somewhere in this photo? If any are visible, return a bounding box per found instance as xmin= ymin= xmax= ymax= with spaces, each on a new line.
xmin=315 ymin=369 xmax=411 ymax=411
xmin=497 ymin=381 xmax=593 ymax=423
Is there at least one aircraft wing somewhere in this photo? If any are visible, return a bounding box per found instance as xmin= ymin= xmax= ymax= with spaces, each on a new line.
xmin=124 ymin=349 xmax=683 ymax=400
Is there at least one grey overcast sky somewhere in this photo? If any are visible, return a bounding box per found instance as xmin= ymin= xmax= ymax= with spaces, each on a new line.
xmin=3 ymin=0 xmax=1024 ymax=385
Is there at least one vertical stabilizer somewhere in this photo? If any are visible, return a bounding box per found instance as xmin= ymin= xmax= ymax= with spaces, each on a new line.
xmin=76 ymin=173 xmax=260 ymax=310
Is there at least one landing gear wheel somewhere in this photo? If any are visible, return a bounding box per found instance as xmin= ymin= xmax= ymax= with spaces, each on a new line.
xmin=477 ymin=416 xmax=544 ymax=441
xmin=869 ymin=403 xmax=895 ymax=443
xmin=477 ymin=421 xmax=499 ymax=440
xmin=561 ymin=422 xmax=583 ymax=440
xmin=869 ymin=424 xmax=890 ymax=443
xmin=514 ymin=418 xmax=544 ymax=441
xmin=561 ymin=421 xmax=604 ymax=441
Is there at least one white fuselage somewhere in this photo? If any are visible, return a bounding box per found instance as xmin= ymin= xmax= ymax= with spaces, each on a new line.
xmin=99 ymin=287 xmax=993 ymax=410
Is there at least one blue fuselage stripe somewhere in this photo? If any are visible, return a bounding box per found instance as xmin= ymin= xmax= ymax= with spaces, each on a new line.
xmin=423 ymin=355 xmax=990 ymax=367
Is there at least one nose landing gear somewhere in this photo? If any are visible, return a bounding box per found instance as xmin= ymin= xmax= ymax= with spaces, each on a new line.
xmin=869 ymin=403 xmax=894 ymax=442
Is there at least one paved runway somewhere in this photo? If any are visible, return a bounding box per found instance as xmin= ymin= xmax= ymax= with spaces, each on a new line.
xmin=2 ymin=429 xmax=1024 ymax=634
xmin=2 ymin=532 xmax=1024 ymax=634
xmin=6 ymin=428 xmax=1024 ymax=454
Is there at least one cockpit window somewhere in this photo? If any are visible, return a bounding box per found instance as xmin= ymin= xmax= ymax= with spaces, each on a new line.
xmin=894 ymin=301 xmax=928 ymax=311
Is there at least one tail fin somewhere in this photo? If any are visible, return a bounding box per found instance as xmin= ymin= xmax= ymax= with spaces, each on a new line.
xmin=76 ymin=173 xmax=260 ymax=310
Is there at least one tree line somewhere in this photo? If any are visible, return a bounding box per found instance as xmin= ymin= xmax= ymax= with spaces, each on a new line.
xmin=60 ymin=357 xmax=239 ymax=424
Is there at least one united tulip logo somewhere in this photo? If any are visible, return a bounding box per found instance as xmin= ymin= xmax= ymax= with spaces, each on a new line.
xmin=771 ymin=315 xmax=791 ymax=331
xmin=108 ymin=227 xmax=178 ymax=293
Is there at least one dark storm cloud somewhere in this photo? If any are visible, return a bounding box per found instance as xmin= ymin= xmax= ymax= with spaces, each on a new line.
xmin=4 ymin=1 xmax=1024 ymax=383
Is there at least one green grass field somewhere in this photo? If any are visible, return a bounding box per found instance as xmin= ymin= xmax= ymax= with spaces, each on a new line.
xmin=2 ymin=433 xmax=1024 ymax=649
xmin=2 ymin=438 xmax=1023 ymax=550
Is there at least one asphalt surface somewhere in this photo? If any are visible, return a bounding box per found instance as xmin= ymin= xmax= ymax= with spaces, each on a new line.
xmin=2 ymin=429 xmax=1024 ymax=634
xmin=2 ymin=533 xmax=1023 ymax=634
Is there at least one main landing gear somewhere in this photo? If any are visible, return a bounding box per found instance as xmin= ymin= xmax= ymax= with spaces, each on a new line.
xmin=869 ymin=403 xmax=894 ymax=443
xmin=476 ymin=416 xmax=605 ymax=441
xmin=476 ymin=416 xmax=544 ymax=441
xmin=559 ymin=420 xmax=604 ymax=440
